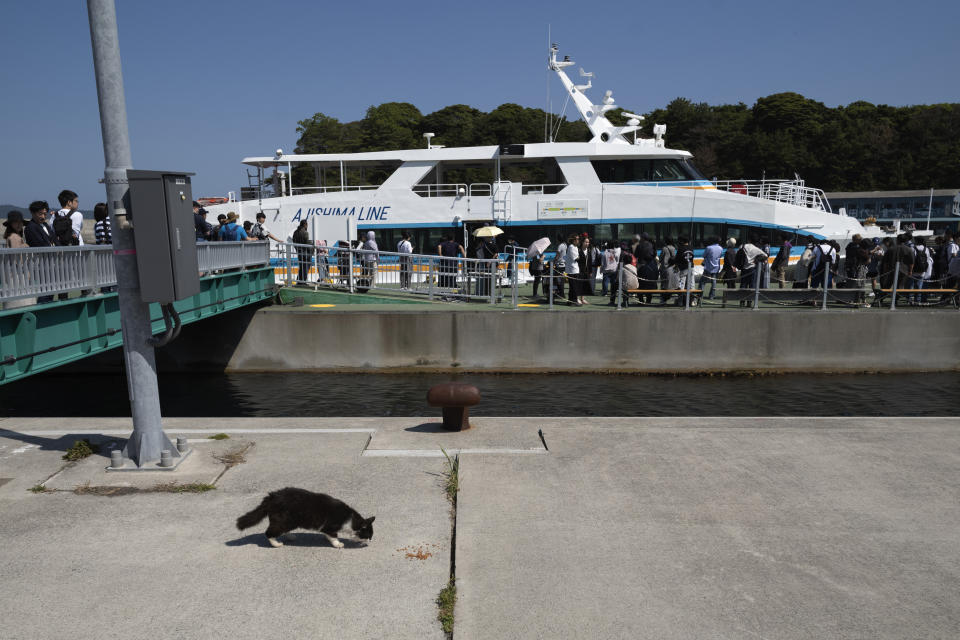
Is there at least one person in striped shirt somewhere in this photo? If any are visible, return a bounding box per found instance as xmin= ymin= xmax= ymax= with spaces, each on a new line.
xmin=93 ymin=202 xmax=111 ymax=244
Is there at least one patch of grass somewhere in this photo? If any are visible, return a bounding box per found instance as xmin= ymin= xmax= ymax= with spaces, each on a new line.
xmin=439 ymin=447 xmax=460 ymax=505
xmin=212 ymin=442 xmax=253 ymax=468
xmin=62 ymin=439 xmax=99 ymax=461
xmin=437 ymin=576 xmax=456 ymax=633
xmin=73 ymin=482 xmax=137 ymax=496
xmin=72 ymin=481 xmax=215 ymax=496
xmin=152 ymin=482 xmax=216 ymax=493
xmin=208 ymin=433 xmax=230 ymax=440
xmin=28 ymin=484 xmax=53 ymax=494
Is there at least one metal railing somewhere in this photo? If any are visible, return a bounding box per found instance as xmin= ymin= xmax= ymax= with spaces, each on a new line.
xmin=274 ymin=242 xmax=501 ymax=303
xmin=521 ymin=183 xmax=567 ymax=195
xmin=412 ymin=183 xmax=467 ymax=198
xmin=713 ymin=179 xmax=832 ymax=212
xmin=290 ymin=185 xmax=380 ymax=196
xmin=0 ymin=241 xmax=270 ymax=303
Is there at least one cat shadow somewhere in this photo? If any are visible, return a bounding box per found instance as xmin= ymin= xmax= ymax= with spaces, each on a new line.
xmin=404 ymin=423 xmax=450 ymax=434
xmin=225 ymin=533 xmax=368 ymax=549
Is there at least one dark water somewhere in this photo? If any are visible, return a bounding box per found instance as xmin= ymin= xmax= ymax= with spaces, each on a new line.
xmin=1 ymin=371 xmax=959 ymax=417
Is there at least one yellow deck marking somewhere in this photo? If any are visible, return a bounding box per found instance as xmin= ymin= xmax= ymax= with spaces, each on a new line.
xmin=517 ymin=303 xmax=541 ymax=307
xmin=308 ymin=304 xmax=336 ymax=308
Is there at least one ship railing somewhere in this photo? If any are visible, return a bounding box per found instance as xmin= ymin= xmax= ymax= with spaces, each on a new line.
xmin=290 ymin=185 xmax=380 ymax=196
xmin=713 ymin=179 xmax=833 ymax=212
xmin=273 ymin=242 xmax=501 ymax=303
xmin=0 ymin=242 xmax=270 ymax=305
xmin=469 ymin=183 xmax=492 ymax=197
xmin=521 ymin=183 xmax=567 ymax=195
xmin=412 ymin=183 xmax=468 ymax=198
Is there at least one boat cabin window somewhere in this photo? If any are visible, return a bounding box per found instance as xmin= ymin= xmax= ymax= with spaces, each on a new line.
xmin=591 ymin=158 xmax=705 ymax=183
xmin=291 ymin=161 xmax=402 ymax=196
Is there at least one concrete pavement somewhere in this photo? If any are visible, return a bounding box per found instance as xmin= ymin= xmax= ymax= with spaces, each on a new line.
xmin=1 ymin=417 xmax=958 ymax=639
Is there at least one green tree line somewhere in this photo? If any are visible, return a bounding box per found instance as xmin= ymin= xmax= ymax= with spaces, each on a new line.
xmin=294 ymin=93 xmax=960 ymax=191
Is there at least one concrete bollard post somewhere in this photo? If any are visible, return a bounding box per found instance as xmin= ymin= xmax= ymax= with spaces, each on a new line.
xmin=159 ymin=449 xmax=173 ymax=468
xmin=176 ymin=437 xmax=188 ymax=453
xmin=110 ymin=449 xmax=123 ymax=468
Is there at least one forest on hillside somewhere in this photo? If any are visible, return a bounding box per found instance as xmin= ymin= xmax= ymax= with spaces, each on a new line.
xmin=293 ymin=93 xmax=960 ymax=191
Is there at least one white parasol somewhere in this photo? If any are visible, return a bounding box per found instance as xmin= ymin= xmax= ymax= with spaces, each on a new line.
xmin=526 ymin=237 xmax=551 ymax=259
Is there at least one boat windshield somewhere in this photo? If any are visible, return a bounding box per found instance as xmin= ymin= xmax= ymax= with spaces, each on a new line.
xmin=591 ymin=158 xmax=706 ymax=183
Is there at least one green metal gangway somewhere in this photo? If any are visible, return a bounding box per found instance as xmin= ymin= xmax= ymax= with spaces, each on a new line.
xmin=0 ymin=242 xmax=276 ymax=385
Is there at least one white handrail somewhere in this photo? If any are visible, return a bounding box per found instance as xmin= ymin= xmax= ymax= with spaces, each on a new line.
xmin=0 ymin=242 xmax=270 ymax=302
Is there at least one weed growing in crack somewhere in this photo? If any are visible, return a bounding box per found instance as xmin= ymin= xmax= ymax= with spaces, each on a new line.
xmin=62 ymin=439 xmax=99 ymax=461
xmin=439 ymin=447 xmax=459 ymax=505
xmin=208 ymin=433 xmax=230 ymax=440
xmin=437 ymin=576 xmax=456 ymax=634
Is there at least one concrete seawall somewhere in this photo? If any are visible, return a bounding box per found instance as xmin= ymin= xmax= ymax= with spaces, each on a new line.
xmin=223 ymin=308 xmax=960 ymax=373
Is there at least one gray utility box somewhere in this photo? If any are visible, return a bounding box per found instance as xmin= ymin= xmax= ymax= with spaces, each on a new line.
xmin=126 ymin=170 xmax=201 ymax=303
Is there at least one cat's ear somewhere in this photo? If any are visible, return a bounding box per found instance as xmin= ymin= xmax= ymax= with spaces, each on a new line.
xmin=365 ymin=516 xmax=376 ymax=525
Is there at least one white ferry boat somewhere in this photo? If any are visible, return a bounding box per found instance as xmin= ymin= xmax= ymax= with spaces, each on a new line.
xmin=204 ymin=45 xmax=869 ymax=254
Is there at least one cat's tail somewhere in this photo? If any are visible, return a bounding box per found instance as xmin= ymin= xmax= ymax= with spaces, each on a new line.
xmin=237 ymin=499 xmax=270 ymax=530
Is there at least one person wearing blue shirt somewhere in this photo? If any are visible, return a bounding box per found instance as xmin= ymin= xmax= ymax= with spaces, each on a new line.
xmin=700 ymin=237 xmax=723 ymax=299
xmin=218 ymin=212 xmax=248 ymax=241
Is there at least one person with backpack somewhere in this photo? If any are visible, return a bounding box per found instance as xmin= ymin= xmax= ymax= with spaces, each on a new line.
xmin=600 ymin=241 xmax=620 ymax=298
xmin=793 ymin=239 xmax=816 ymax=288
xmin=218 ymin=212 xmax=248 ymax=241
xmin=54 ymin=189 xmax=83 ymax=246
xmin=250 ymin=211 xmax=282 ymax=242
xmin=720 ymin=238 xmax=738 ymax=289
xmin=770 ymin=234 xmax=792 ymax=288
xmin=528 ymin=244 xmax=545 ymax=299
xmin=810 ymin=239 xmax=837 ymax=289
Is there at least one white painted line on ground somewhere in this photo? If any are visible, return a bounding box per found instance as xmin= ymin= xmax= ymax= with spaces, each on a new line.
xmin=362 ymin=448 xmax=547 ymax=457
xmin=1 ymin=428 xmax=378 ymax=437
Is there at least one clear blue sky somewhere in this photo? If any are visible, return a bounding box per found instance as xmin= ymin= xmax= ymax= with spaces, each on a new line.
xmin=1 ymin=0 xmax=957 ymax=206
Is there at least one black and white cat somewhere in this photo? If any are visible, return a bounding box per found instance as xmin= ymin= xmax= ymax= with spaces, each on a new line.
xmin=236 ymin=487 xmax=375 ymax=549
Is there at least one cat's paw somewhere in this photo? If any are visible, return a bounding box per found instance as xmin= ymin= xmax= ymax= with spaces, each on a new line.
xmin=330 ymin=539 xmax=344 ymax=549
xmin=267 ymin=537 xmax=284 ymax=548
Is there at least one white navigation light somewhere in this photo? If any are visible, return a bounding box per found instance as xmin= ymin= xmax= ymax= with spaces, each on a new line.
xmin=275 ymin=149 xmax=283 ymax=157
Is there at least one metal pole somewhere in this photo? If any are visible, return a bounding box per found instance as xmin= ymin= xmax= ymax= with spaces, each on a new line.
xmin=348 ymin=247 xmax=355 ymax=294
xmin=753 ymin=257 xmax=761 ymax=310
xmin=548 ymin=262 xmax=554 ymax=310
xmin=428 ymin=257 xmax=434 ymax=301
xmin=926 ymin=187 xmax=934 ymax=231
xmin=616 ymin=260 xmax=623 ymax=311
xmin=489 ymin=259 xmax=496 ymax=305
xmin=890 ymin=244 xmax=900 ymax=311
xmin=821 ymin=253 xmax=830 ymax=311
xmin=88 ymin=0 xmax=178 ymax=468
xmin=511 ymin=251 xmax=518 ymax=309
xmin=684 ymin=250 xmax=693 ymax=310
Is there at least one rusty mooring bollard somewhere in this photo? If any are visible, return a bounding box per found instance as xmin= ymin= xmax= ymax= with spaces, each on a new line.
xmin=427 ymin=383 xmax=481 ymax=431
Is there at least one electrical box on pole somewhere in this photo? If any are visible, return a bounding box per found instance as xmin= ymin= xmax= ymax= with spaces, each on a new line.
xmin=126 ymin=170 xmax=201 ymax=303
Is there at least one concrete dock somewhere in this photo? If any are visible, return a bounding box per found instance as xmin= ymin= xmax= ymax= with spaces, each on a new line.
xmin=1 ymin=417 xmax=958 ymax=639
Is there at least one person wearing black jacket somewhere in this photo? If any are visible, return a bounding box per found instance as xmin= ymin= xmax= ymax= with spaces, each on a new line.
xmin=634 ymin=232 xmax=658 ymax=304
xmin=24 ymin=201 xmax=55 ymax=248
xmin=771 ymin=234 xmax=792 ymax=288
